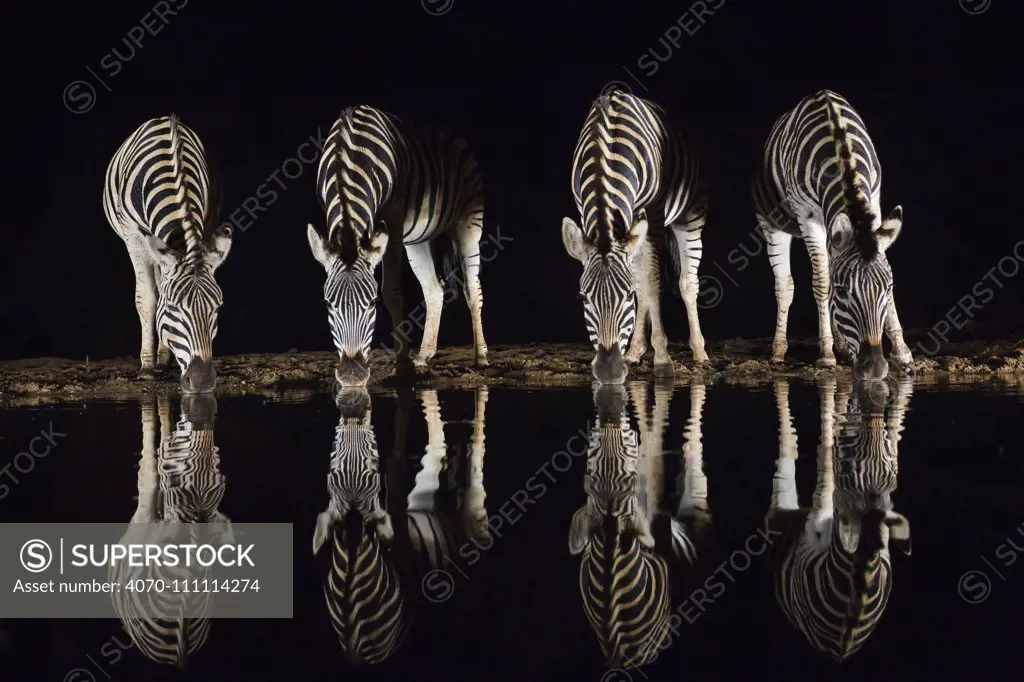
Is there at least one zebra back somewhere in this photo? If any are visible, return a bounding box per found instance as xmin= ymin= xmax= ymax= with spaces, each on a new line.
xmin=313 ymin=389 xmax=408 ymax=665
xmin=110 ymin=395 xmax=228 ymax=667
xmin=103 ymin=115 xmax=220 ymax=254
xmin=767 ymin=377 xmax=912 ymax=661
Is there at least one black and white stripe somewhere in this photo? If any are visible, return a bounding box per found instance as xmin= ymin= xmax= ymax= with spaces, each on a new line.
xmin=562 ymin=89 xmax=709 ymax=385
xmin=111 ymin=396 xmax=229 ymax=667
xmin=767 ymin=377 xmax=912 ymax=661
xmin=103 ymin=115 xmax=232 ymax=392
xmin=306 ymin=105 xmax=490 ymax=388
xmin=570 ymin=384 xmax=706 ymax=670
xmin=752 ymin=90 xmax=912 ymax=379
xmin=312 ymin=391 xmax=407 ymax=665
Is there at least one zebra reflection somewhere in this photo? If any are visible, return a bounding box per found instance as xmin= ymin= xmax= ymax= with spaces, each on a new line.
xmin=766 ymin=376 xmax=912 ymax=661
xmin=312 ymin=386 xmax=489 ymax=664
xmin=570 ymin=381 xmax=710 ymax=670
xmin=111 ymin=394 xmax=230 ymax=667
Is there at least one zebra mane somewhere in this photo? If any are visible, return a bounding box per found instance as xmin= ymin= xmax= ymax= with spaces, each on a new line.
xmin=330 ymin=108 xmax=362 ymax=267
xmin=593 ymin=93 xmax=629 ymax=255
xmin=824 ymin=97 xmax=878 ymax=261
xmin=168 ymin=114 xmax=203 ymax=258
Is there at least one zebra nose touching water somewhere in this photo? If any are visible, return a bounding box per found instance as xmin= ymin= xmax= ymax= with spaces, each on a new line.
xmin=103 ymin=115 xmax=231 ymax=393
xmin=752 ymin=90 xmax=913 ymax=380
xmin=307 ymin=105 xmax=491 ymax=388
xmin=563 ymin=89 xmax=710 ymax=385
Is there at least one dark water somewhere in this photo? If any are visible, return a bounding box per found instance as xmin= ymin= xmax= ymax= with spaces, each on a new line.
xmin=2 ymin=378 xmax=1023 ymax=682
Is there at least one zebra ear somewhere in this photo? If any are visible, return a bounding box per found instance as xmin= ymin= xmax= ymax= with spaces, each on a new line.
xmin=312 ymin=510 xmax=336 ymax=555
xmin=364 ymin=228 xmax=389 ymax=268
xmin=307 ymin=223 xmax=334 ymax=269
xmin=632 ymin=514 xmax=655 ymax=549
xmin=206 ymin=225 xmax=233 ymax=271
xmin=626 ymin=210 xmax=648 ymax=255
xmin=561 ymin=217 xmax=590 ymax=263
xmin=886 ymin=512 xmax=911 ymax=556
xmin=877 ymin=206 xmax=903 ymax=253
xmin=569 ymin=506 xmax=600 ymax=555
xmin=830 ymin=215 xmax=853 ymax=253
xmin=141 ymin=234 xmax=180 ymax=272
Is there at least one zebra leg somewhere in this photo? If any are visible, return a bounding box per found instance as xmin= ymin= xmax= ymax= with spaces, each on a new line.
xmin=644 ymin=230 xmax=673 ymax=375
xmin=678 ymin=383 xmax=709 ymax=526
xmin=153 ymin=265 xmax=171 ymax=374
xmin=130 ymin=251 xmax=159 ymax=380
xmin=132 ymin=396 xmax=160 ymax=523
xmin=769 ymin=378 xmax=799 ymax=513
xmin=461 ymin=386 xmax=490 ymax=541
xmin=451 ymin=215 xmax=490 ymax=367
xmin=670 ymin=214 xmax=709 ymax=366
xmin=404 ymin=242 xmax=445 ymax=369
xmin=884 ymin=291 xmax=914 ymax=368
xmin=802 ymin=224 xmax=837 ymax=367
xmin=382 ymin=237 xmax=413 ymax=370
xmin=761 ymin=225 xmax=795 ymax=364
xmin=624 ymin=245 xmax=649 ymax=364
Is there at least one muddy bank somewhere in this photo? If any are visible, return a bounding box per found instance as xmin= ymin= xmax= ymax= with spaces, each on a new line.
xmin=1 ymin=334 xmax=1022 ymax=405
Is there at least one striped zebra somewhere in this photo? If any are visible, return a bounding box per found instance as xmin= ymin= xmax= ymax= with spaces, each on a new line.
xmin=312 ymin=388 xmax=409 ymax=665
xmin=562 ymin=88 xmax=709 ymax=384
xmin=306 ymin=106 xmax=490 ymax=387
xmin=570 ymin=382 xmax=709 ymax=670
xmin=752 ymin=90 xmax=913 ymax=380
xmin=110 ymin=394 xmax=231 ymax=667
xmin=766 ymin=376 xmax=913 ymax=661
xmin=102 ymin=115 xmax=231 ymax=392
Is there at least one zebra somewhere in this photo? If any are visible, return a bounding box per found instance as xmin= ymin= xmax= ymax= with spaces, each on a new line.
xmin=102 ymin=115 xmax=232 ymax=392
xmin=562 ymin=88 xmax=710 ymax=384
xmin=306 ymin=105 xmax=490 ymax=387
xmin=310 ymin=386 xmax=489 ymax=662
xmin=569 ymin=381 xmax=710 ymax=671
xmin=312 ymin=388 xmax=409 ymax=665
xmin=765 ymin=376 xmax=913 ymax=661
xmin=752 ymin=90 xmax=913 ymax=380
xmin=110 ymin=394 xmax=231 ymax=667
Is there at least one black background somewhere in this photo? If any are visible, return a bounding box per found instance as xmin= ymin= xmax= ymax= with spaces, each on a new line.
xmin=5 ymin=0 xmax=1020 ymax=361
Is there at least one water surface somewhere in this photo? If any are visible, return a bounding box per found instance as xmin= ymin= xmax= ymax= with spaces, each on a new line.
xmin=2 ymin=378 xmax=1022 ymax=682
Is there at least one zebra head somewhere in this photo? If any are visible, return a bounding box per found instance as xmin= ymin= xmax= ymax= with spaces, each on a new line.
xmin=562 ymin=212 xmax=648 ymax=384
xmin=313 ymin=391 xmax=406 ymax=664
xmin=142 ymin=227 xmax=232 ymax=393
xmin=828 ymin=207 xmax=904 ymax=380
xmin=833 ymin=380 xmax=912 ymax=560
xmin=110 ymin=395 xmax=229 ymax=668
xmin=307 ymin=224 xmax=389 ymax=387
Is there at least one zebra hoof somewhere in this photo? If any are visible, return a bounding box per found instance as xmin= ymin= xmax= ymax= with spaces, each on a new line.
xmin=137 ymin=368 xmax=157 ymax=381
xmin=475 ymin=357 xmax=489 ymax=368
xmin=815 ymin=357 xmax=837 ymax=368
xmin=653 ymin=362 xmax=675 ymax=377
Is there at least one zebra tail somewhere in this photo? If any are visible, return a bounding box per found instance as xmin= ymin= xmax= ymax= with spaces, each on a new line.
xmin=661 ymin=227 xmax=683 ymax=300
xmin=431 ymin=235 xmax=462 ymax=305
xmin=824 ymin=96 xmax=878 ymax=260
xmin=168 ymin=114 xmax=200 ymax=255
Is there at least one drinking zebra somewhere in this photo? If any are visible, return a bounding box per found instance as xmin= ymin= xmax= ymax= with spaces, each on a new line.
xmin=752 ymin=90 xmax=913 ymax=380
xmin=311 ymin=386 xmax=489 ymax=663
xmin=562 ymin=88 xmax=710 ymax=384
xmin=570 ymin=381 xmax=710 ymax=670
xmin=306 ymin=106 xmax=490 ymax=387
xmin=110 ymin=394 xmax=231 ymax=667
xmin=102 ymin=115 xmax=231 ymax=392
xmin=765 ymin=376 xmax=913 ymax=661
xmin=312 ymin=388 xmax=408 ymax=665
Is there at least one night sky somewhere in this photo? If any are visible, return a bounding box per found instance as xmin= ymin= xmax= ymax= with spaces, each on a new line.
xmin=6 ymin=0 xmax=1019 ymax=362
